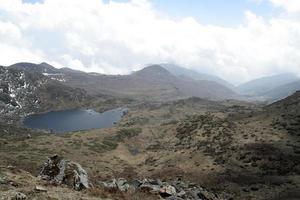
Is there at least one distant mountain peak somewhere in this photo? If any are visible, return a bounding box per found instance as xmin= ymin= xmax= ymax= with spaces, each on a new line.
xmin=134 ymin=65 xmax=172 ymax=77
xmin=159 ymin=63 xmax=235 ymax=90
xmin=39 ymin=62 xmax=55 ymax=68
xmin=9 ymin=62 xmax=59 ymax=74
xmin=237 ymin=73 xmax=299 ymax=97
xmin=9 ymin=62 xmax=37 ymax=68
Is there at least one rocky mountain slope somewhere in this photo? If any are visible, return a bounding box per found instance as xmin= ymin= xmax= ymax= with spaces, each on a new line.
xmin=1 ymin=63 xmax=132 ymax=123
xmin=7 ymin=62 xmax=240 ymax=102
xmin=5 ymin=62 xmax=300 ymax=103
xmin=0 ymin=65 xmax=89 ymax=122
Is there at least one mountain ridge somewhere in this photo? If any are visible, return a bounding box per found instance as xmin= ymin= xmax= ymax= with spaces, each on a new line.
xmin=237 ymin=73 xmax=299 ymax=96
xmin=160 ymin=63 xmax=235 ymax=90
xmin=5 ymin=62 xmax=240 ymax=101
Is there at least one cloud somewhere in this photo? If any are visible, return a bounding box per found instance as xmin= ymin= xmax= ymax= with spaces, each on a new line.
xmin=269 ymin=0 xmax=300 ymax=13
xmin=0 ymin=0 xmax=299 ymax=84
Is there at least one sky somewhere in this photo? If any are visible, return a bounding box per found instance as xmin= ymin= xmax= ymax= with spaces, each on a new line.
xmin=0 ymin=0 xmax=300 ymax=84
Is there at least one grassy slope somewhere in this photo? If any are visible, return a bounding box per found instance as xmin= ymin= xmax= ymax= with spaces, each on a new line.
xmin=0 ymin=97 xmax=299 ymax=199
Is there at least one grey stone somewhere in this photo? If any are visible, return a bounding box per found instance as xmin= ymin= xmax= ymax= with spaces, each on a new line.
xmin=129 ymin=179 xmax=142 ymax=190
xmin=140 ymin=182 xmax=161 ymax=193
xmin=34 ymin=185 xmax=47 ymax=192
xmin=116 ymin=178 xmax=130 ymax=192
xmin=98 ymin=177 xmax=224 ymax=200
xmin=160 ymin=185 xmax=177 ymax=196
xmin=98 ymin=179 xmax=117 ymax=189
xmin=15 ymin=192 xmax=27 ymax=200
xmin=0 ymin=176 xmax=8 ymax=184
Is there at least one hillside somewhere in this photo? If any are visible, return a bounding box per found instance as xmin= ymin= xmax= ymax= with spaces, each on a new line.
xmin=1 ymin=62 xmax=300 ymax=200
xmin=268 ymin=91 xmax=300 ymax=111
xmin=128 ymin=65 xmax=239 ymax=100
xmin=0 ymin=64 xmax=130 ymax=123
xmin=0 ymin=65 xmax=90 ymax=121
xmin=7 ymin=63 xmax=239 ymax=101
xmin=264 ymin=80 xmax=300 ymax=102
xmin=237 ymin=73 xmax=299 ymax=96
xmin=1 ymin=93 xmax=299 ymax=199
xmin=161 ymin=63 xmax=235 ymax=90
xmin=9 ymin=62 xmax=60 ymax=74
xmin=266 ymin=91 xmax=300 ymax=136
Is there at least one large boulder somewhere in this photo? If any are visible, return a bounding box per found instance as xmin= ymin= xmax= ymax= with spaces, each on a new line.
xmin=39 ymin=155 xmax=90 ymax=191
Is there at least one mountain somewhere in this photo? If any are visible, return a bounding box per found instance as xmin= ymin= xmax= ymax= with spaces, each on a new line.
xmin=9 ymin=62 xmax=59 ymax=74
xmin=161 ymin=63 xmax=235 ymax=90
xmin=0 ymin=64 xmax=90 ymax=121
xmin=127 ymin=65 xmax=239 ymax=100
xmin=237 ymin=73 xmax=299 ymax=96
xmin=0 ymin=65 xmax=47 ymax=115
xmin=264 ymin=80 xmax=300 ymax=101
xmin=7 ymin=62 xmax=239 ymax=101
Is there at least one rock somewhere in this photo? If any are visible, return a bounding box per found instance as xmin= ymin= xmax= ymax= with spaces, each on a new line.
xmin=0 ymin=176 xmax=8 ymax=184
xmin=143 ymin=178 xmax=162 ymax=185
xmin=116 ymin=178 xmax=130 ymax=192
xmin=34 ymin=185 xmax=47 ymax=192
xmin=165 ymin=197 xmax=184 ymax=200
xmin=129 ymin=179 xmax=142 ymax=190
xmin=160 ymin=185 xmax=177 ymax=196
xmin=7 ymin=165 xmax=15 ymax=170
xmin=98 ymin=177 xmax=223 ymax=200
xmin=15 ymin=192 xmax=27 ymax=200
xmin=99 ymin=179 xmax=117 ymax=189
xmin=139 ymin=179 xmax=162 ymax=194
xmin=39 ymin=155 xmax=90 ymax=191
xmin=140 ymin=182 xmax=161 ymax=193
xmin=176 ymin=190 xmax=186 ymax=197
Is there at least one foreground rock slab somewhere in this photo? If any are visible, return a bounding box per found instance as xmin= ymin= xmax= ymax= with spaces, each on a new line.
xmin=39 ymin=155 xmax=90 ymax=191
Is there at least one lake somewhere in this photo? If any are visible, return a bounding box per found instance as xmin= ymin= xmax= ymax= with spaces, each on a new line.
xmin=23 ymin=108 xmax=128 ymax=133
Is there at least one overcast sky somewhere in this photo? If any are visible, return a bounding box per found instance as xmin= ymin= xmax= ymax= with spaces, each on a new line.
xmin=0 ymin=0 xmax=300 ymax=84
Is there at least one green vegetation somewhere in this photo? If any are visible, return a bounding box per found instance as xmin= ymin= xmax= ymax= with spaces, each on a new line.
xmin=85 ymin=127 xmax=142 ymax=153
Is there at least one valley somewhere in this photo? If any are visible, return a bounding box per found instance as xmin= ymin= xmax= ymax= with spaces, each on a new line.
xmin=0 ymin=63 xmax=300 ymax=200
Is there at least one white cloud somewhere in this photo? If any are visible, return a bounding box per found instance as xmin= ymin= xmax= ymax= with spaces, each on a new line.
xmin=0 ymin=0 xmax=299 ymax=84
xmin=269 ymin=0 xmax=300 ymax=13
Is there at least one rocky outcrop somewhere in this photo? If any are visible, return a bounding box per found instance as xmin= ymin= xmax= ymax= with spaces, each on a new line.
xmin=0 ymin=64 xmax=89 ymax=123
xmin=98 ymin=178 xmax=224 ymax=200
xmin=39 ymin=155 xmax=90 ymax=191
xmin=0 ymin=65 xmax=46 ymax=119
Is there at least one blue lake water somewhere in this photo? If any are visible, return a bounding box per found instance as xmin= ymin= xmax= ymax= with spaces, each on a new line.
xmin=23 ymin=108 xmax=127 ymax=133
